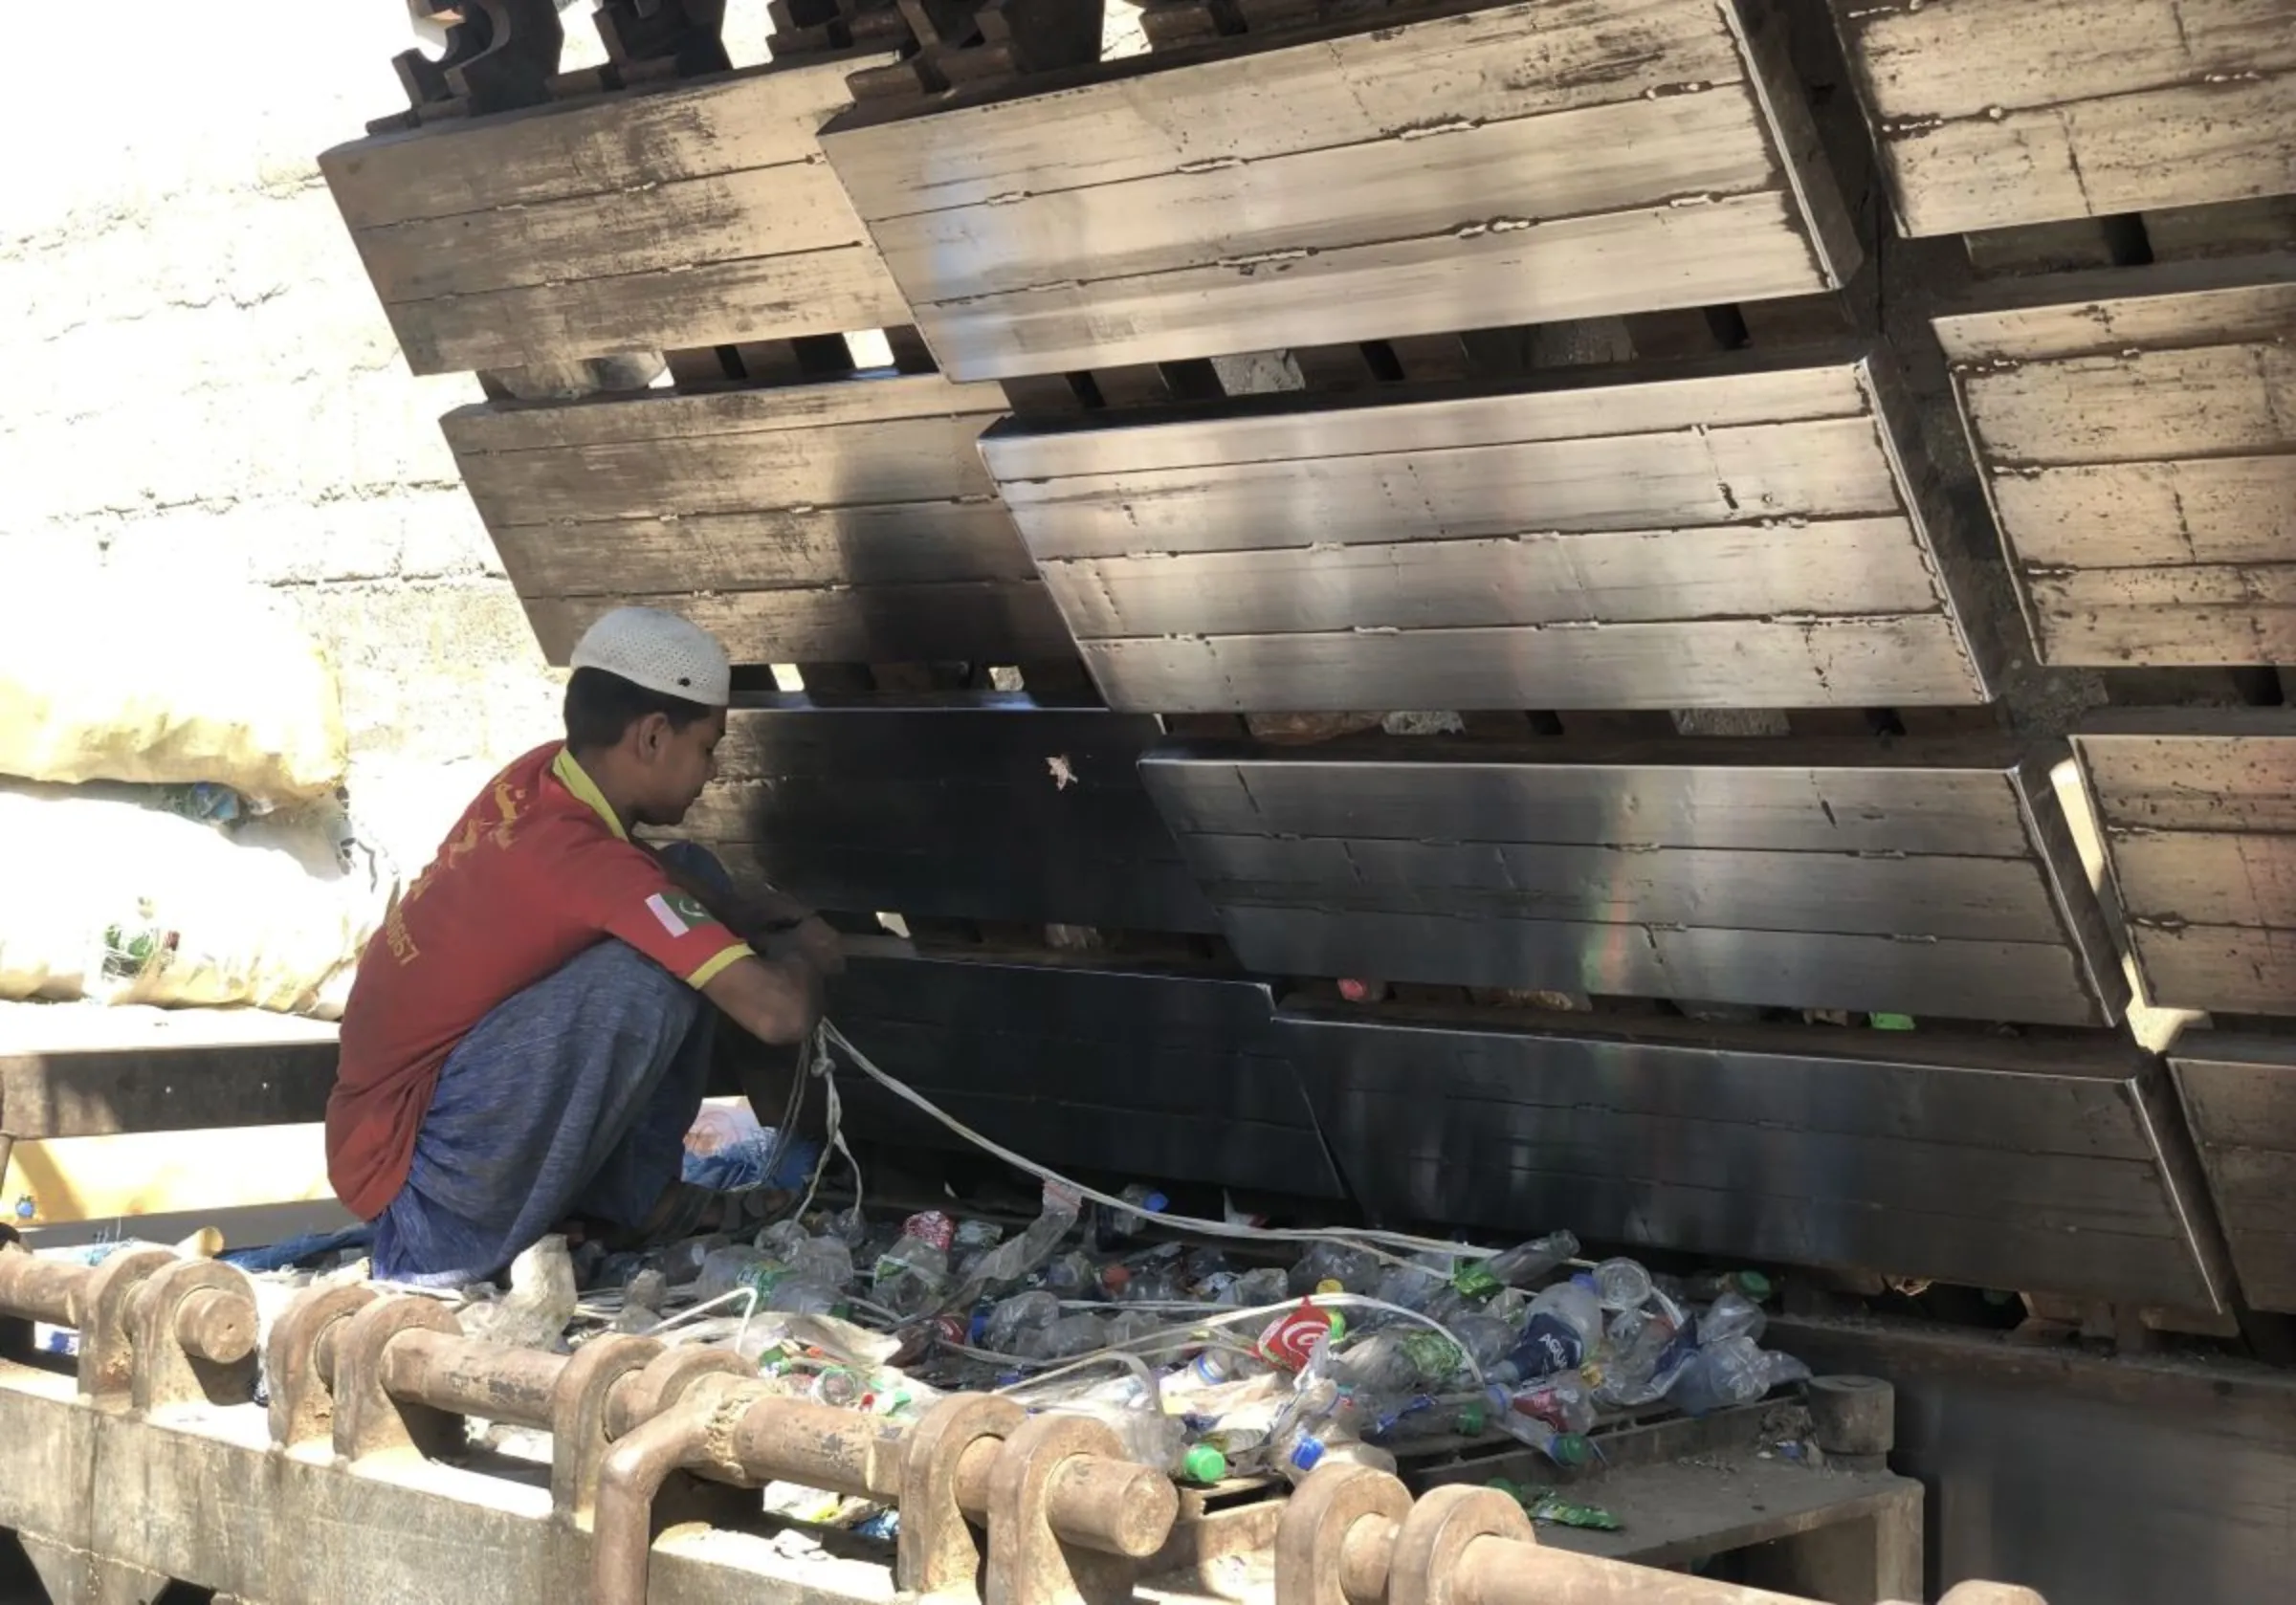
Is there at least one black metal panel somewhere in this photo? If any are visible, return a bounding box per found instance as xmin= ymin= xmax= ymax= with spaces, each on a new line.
xmin=679 ymin=695 xmax=1220 ymax=934
xmin=1281 ymin=1002 xmax=2230 ymax=1309
xmin=1143 ymin=738 xmax=2125 ymax=1025
xmin=0 ymin=1038 xmax=338 ymax=1140
xmin=826 ymin=945 xmax=1341 ymax=1197
xmin=1779 ymin=1314 xmax=2296 ymax=1605
xmin=2168 ymin=1035 xmax=2296 ymax=1314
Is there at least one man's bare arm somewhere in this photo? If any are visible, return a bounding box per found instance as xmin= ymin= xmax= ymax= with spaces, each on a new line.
xmin=701 ymin=950 xmax=824 ymax=1044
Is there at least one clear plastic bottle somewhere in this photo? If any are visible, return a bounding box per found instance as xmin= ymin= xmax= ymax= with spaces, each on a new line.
xmin=1373 ymin=1252 xmax=1455 ymax=1312
xmin=1666 ymin=1336 xmax=1811 ymax=1417
xmin=1471 ymin=1231 xmax=1580 ymax=1292
xmin=1038 ymin=1250 xmax=1102 ymax=1300
xmin=1234 ymin=1266 xmax=1291 ymax=1307
xmin=1592 ymin=1257 xmax=1654 ymax=1311
xmin=1487 ymin=1387 xmax=1595 ymax=1467
xmin=1509 ymin=1374 xmax=1598 ymax=1435
xmin=984 ymin=1290 xmax=1061 ymax=1352
xmin=695 ymin=1245 xmax=781 ymax=1302
xmin=1509 ymin=1280 xmax=1602 ymax=1378
xmin=1268 ymin=1386 xmax=1398 ymax=1484
xmin=872 ymin=1212 xmax=955 ymax=1316
xmin=1108 ymin=1183 xmax=1170 ymax=1239
xmin=1054 ymin=1397 xmax=1227 ymax=1484
xmin=765 ymin=1279 xmax=843 ymax=1317
xmin=1449 ymin=1312 xmax=1518 ymax=1375
xmin=1290 ymin=1242 xmax=1381 ymax=1296
xmin=1700 ymin=1290 xmax=1768 ymax=1346
xmin=1179 ymin=1344 xmax=1273 ymax=1388
xmin=959 ymin=1185 xmax=1084 ymax=1307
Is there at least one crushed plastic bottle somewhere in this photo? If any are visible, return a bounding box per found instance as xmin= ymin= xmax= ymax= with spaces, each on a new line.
xmin=1508 ymin=1279 xmax=1601 ymax=1379
xmin=1594 ymin=1306 xmax=1697 ymax=1409
xmin=695 ymin=1245 xmax=784 ymax=1303
xmin=1373 ymin=1252 xmax=1455 ymax=1311
xmin=872 ymin=1211 xmax=956 ymax=1317
xmin=1463 ymin=1231 xmax=1579 ymax=1294
xmin=1666 ymin=1336 xmax=1812 ymax=1417
xmin=1050 ymin=1395 xmax=1227 ymax=1484
xmin=1234 ymin=1266 xmax=1290 ymax=1306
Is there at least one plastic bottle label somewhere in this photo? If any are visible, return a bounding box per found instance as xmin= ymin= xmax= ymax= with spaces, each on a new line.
xmin=1509 ymin=1315 xmax=1583 ymax=1378
xmin=903 ymin=1211 xmax=957 ymax=1252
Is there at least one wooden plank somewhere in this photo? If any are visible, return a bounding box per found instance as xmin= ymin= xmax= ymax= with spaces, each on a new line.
xmin=2077 ymin=720 xmax=2296 ymax=831
xmin=982 ymin=359 xmax=1873 ymax=481
xmin=894 ymin=190 xmax=1826 ymax=380
xmin=352 ymin=161 xmax=867 ymax=303
xmin=320 ymin=57 xmax=912 ymax=373
xmin=457 ymin=411 xmax=1001 ymax=526
xmin=1182 ymin=833 xmax=2071 ymax=942
xmin=2127 ymin=922 xmax=2296 ymax=1014
xmin=488 ymin=502 xmax=1035 ymax=600
xmin=865 ymin=89 xmax=1782 ymax=301
xmin=385 ymin=248 xmax=907 ymax=374
xmin=1960 ymin=345 xmax=2296 ymax=468
xmin=1991 ymin=457 xmax=2296 ymax=568
xmin=1038 ymin=517 xmax=1939 ymax=638
xmin=523 ymin=581 xmax=1074 ymax=665
xmin=0 ymin=1041 xmax=336 ymax=1141
xmin=821 ymin=0 xmax=1851 ymax=378
xmin=819 ymin=0 xmax=1751 ymax=213
xmin=2106 ymin=829 xmax=2296 ymax=927
xmin=321 ymin=61 xmax=879 ymax=227
xmin=2030 ymin=569 xmax=2296 ymax=664
xmin=997 ymin=417 xmax=1904 ymax=560
xmin=1940 ymin=267 xmax=2296 ymax=669
xmin=1078 ymin=613 xmax=1982 ymax=712
xmin=1831 ymin=0 xmax=2296 ymax=235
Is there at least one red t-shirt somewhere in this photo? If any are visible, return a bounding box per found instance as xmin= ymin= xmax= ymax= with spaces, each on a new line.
xmin=325 ymin=744 xmax=750 ymax=1220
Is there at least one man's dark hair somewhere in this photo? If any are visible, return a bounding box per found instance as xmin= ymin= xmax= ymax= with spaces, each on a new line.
xmin=564 ymin=667 xmax=713 ymax=751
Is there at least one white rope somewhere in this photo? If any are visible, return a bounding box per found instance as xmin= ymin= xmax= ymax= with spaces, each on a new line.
xmin=817 ymin=1019 xmax=1546 ymax=1269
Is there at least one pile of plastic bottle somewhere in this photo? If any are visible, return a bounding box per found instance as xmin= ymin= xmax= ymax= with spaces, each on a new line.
xmin=554 ymin=1178 xmax=1813 ymax=1518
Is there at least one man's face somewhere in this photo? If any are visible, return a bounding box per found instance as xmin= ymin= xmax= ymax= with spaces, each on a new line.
xmin=630 ymin=707 xmax=725 ymax=827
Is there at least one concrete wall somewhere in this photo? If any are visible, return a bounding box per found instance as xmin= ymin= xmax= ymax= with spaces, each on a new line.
xmin=0 ymin=5 xmax=758 ymax=871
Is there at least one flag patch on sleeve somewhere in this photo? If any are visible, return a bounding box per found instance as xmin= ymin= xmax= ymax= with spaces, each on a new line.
xmin=647 ymin=891 xmax=714 ymax=937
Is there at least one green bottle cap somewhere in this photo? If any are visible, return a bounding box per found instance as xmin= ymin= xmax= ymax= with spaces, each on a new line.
xmin=1736 ymin=1271 xmax=1774 ymax=1301
xmin=1869 ymin=1012 xmax=1917 ymax=1031
xmin=1550 ymin=1433 xmax=1593 ymax=1468
xmin=1457 ymin=1401 xmax=1488 ymax=1436
xmin=1181 ymin=1444 xmax=1229 ymax=1484
xmin=1326 ymin=1310 xmax=1347 ymax=1342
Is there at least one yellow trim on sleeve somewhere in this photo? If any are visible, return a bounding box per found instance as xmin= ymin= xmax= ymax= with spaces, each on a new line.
xmin=551 ymin=747 xmax=629 ymax=842
xmin=686 ymin=942 xmax=752 ymax=990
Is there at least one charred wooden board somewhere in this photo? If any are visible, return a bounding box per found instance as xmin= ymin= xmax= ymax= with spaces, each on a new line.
xmin=982 ymin=353 xmax=1995 ymax=712
xmin=1283 ymin=1000 xmax=2228 ymax=1309
xmin=2168 ymin=1037 xmax=2296 ymax=1312
xmin=819 ymin=0 xmax=1859 ymax=379
xmin=1143 ymin=737 xmax=2126 ymax=1025
xmin=1936 ymin=258 xmax=2296 ymax=668
xmin=1829 ymin=0 xmax=2296 ymax=237
xmin=320 ymin=58 xmax=908 ymax=375
xmin=444 ymin=372 xmax=1072 ymax=666
xmin=2074 ymin=711 xmax=2296 ymax=1017
xmin=827 ymin=944 xmax=1340 ymax=1194
xmin=678 ymin=696 xmax=1222 ymax=933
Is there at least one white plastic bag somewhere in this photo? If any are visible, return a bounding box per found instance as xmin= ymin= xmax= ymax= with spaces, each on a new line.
xmin=0 ymin=579 xmax=347 ymax=803
xmin=0 ymin=787 xmax=389 ymax=1018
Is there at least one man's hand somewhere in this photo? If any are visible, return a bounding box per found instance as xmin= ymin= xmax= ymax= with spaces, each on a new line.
xmin=792 ymin=914 xmax=845 ymax=978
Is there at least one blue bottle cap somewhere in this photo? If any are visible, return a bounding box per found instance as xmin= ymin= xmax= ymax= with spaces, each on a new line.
xmin=1289 ymin=1436 xmax=1326 ymax=1473
xmin=1144 ymin=1192 xmax=1169 ymax=1214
